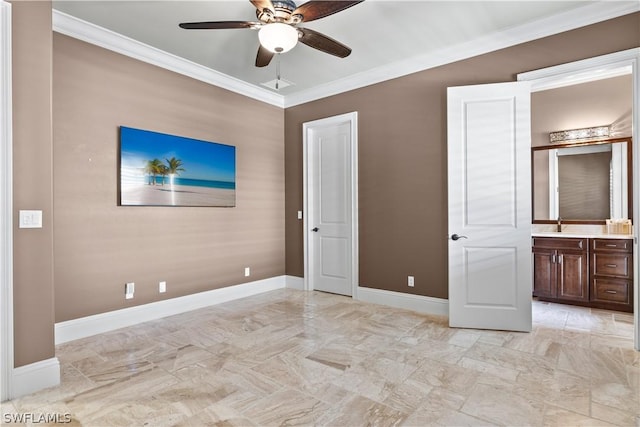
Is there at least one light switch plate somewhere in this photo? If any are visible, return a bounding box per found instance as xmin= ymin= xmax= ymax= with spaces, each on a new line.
xmin=297 ymin=211 xmax=303 ymax=220
xmin=19 ymin=210 xmax=43 ymax=229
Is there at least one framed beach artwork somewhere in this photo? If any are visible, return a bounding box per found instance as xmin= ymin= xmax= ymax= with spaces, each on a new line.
xmin=119 ymin=126 xmax=236 ymax=207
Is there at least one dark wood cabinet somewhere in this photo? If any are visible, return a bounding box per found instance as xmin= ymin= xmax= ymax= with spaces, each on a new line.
xmin=532 ymin=236 xmax=633 ymax=312
xmin=590 ymin=238 xmax=633 ymax=312
xmin=533 ymin=248 xmax=555 ymax=298
xmin=557 ymin=251 xmax=589 ymax=301
xmin=532 ymin=237 xmax=588 ymax=302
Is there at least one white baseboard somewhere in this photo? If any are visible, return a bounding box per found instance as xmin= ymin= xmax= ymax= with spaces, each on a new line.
xmin=11 ymin=357 xmax=60 ymax=399
xmin=285 ymin=275 xmax=304 ymax=290
xmin=55 ymin=276 xmax=287 ymax=345
xmin=356 ymin=286 xmax=449 ymax=317
xmin=55 ymin=277 xmax=448 ymax=345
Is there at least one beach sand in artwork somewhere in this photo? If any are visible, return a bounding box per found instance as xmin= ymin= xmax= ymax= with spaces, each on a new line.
xmin=121 ymin=184 xmax=235 ymax=207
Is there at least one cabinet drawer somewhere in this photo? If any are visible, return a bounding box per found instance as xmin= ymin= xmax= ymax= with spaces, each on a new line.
xmin=592 ymin=239 xmax=632 ymax=252
xmin=532 ymin=237 xmax=586 ymax=251
xmin=592 ymin=253 xmax=631 ymax=278
xmin=592 ymin=278 xmax=631 ymax=304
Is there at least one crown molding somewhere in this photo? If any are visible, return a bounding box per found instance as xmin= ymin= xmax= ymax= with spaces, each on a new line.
xmin=283 ymin=1 xmax=640 ymax=107
xmin=518 ymin=48 xmax=638 ymax=92
xmin=52 ymin=10 xmax=285 ymax=108
xmin=53 ymin=2 xmax=639 ymax=110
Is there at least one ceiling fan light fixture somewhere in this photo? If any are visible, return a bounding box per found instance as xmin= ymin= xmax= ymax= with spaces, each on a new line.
xmin=258 ymin=23 xmax=298 ymax=53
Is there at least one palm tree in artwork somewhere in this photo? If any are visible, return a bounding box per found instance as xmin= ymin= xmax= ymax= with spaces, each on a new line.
xmin=165 ymin=157 xmax=185 ymax=206
xmin=165 ymin=157 xmax=185 ymax=177
xmin=157 ymin=164 xmax=169 ymax=186
xmin=144 ymin=159 xmax=163 ymax=185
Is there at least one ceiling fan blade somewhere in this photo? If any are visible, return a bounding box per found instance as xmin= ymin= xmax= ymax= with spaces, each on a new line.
xmin=255 ymin=44 xmax=275 ymax=67
xmin=298 ymin=27 xmax=352 ymax=58
xmin=250 ymin=0 xmax=275 ymax=13
xmin=292 ymin=1 xmax=364 ymax=23
xmin=179 ymin=21 xmax=259 ymax=30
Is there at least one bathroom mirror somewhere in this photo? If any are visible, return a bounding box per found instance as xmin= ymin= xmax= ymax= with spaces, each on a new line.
xmin=532 ymin=137 xmax=632 ymax=223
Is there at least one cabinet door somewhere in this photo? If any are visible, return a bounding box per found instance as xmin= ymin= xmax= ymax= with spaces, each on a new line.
xmin=557 ymin=250 xmax=588 ymax=302
xmin=533 ymin=248 xmax=555 ymax=298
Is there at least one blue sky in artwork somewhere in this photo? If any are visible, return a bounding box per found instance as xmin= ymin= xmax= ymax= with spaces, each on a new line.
xmin=120 ymin=126 xmax=235 ymax=183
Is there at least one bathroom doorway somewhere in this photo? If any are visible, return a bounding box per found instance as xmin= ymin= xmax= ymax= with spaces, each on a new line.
xmin=519 ymin=48 xmax=639 ymax=350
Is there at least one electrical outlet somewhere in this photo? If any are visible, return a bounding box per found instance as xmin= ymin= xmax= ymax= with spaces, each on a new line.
xmin=244 ymin=267 xmax=251 ymax=277
xmin=408 ymin=276 xmax=415 ymax=287
xmin=125 ymin=282 xmax=135 ymax=299
xmin=159 ymin=281 xmax=166 ymax=293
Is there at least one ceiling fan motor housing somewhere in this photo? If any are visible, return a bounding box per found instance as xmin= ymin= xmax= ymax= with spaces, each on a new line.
xmin=257 ymin=0 xmax=302 ymax=24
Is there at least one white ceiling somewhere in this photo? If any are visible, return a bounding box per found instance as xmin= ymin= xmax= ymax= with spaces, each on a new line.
xmin=52 ymin=1 xmax=639 ymax=107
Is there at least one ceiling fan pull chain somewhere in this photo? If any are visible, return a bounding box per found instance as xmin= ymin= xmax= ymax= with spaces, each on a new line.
xmin=276 ymin=53 xmax=281 ymax=90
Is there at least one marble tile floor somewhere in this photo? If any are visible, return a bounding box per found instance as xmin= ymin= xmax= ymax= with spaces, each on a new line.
xmin=2 ymin=289 xmax=639 ymax=426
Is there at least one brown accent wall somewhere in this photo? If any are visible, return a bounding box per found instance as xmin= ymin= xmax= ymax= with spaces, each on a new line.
xmin=12 ymin=1 xmax=55 ymax=367
xmin=284 ymin=13 xmax=640 ymax=298
xmin=53 ymin=34 xmax=285 ymax=322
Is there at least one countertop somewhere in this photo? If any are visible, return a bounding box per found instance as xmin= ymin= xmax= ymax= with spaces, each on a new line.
xmin=531 ymin=223 xmax=634 ymax=239
xmin=531 ymin=232 xmax=633 ymax=239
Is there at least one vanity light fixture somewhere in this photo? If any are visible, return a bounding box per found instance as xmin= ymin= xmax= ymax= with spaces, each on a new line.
xmin=549 ymin=125 xmax=610 ymax=144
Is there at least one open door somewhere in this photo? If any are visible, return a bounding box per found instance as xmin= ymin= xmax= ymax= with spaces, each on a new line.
xmin=447 ymin=81 xmax=532 ymax=332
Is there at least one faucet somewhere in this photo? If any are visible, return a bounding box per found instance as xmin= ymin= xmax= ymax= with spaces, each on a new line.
xmin=557 ymin=216 xmax=562 ymax=232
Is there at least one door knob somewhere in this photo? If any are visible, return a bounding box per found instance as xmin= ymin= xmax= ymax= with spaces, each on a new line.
xmin=451 ymin=234 xmax=468 ymax=241
xmin=312 ymin=227 xmax=319 ymax=232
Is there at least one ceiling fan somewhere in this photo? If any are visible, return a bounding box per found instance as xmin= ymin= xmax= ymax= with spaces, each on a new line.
xmin=179 ymin=0 xmax=364 ymax=67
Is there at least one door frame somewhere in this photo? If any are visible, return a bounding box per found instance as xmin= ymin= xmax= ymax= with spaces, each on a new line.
xmin=518 ymin=47 xmax=640 ymax=350
xmin=0 ymin=0 xmax=13 ymax=401
xmin=302 ymin=112 xmax=359 ymax=296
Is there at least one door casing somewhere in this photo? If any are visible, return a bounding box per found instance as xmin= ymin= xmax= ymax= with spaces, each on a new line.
xmin=518 ymin=47 xmax=640 ymax=350
xmin=303 ymin=112 xmax=359 ymax=296
xmin=0 ymin=0 xmax=13 ymax=402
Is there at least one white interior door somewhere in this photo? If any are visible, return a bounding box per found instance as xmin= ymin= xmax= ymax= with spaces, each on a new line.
xmin=447 ymin=81 xmax=532 ymax=332
xmin=304 ymin=112 xmax=358 ymax=296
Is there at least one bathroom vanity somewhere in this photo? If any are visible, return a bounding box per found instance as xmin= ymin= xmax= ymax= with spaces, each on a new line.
xmin=531 ymin=136 xmax=634 ymax=312
xmin=532 ymin=233 xmax=633 ymax=312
